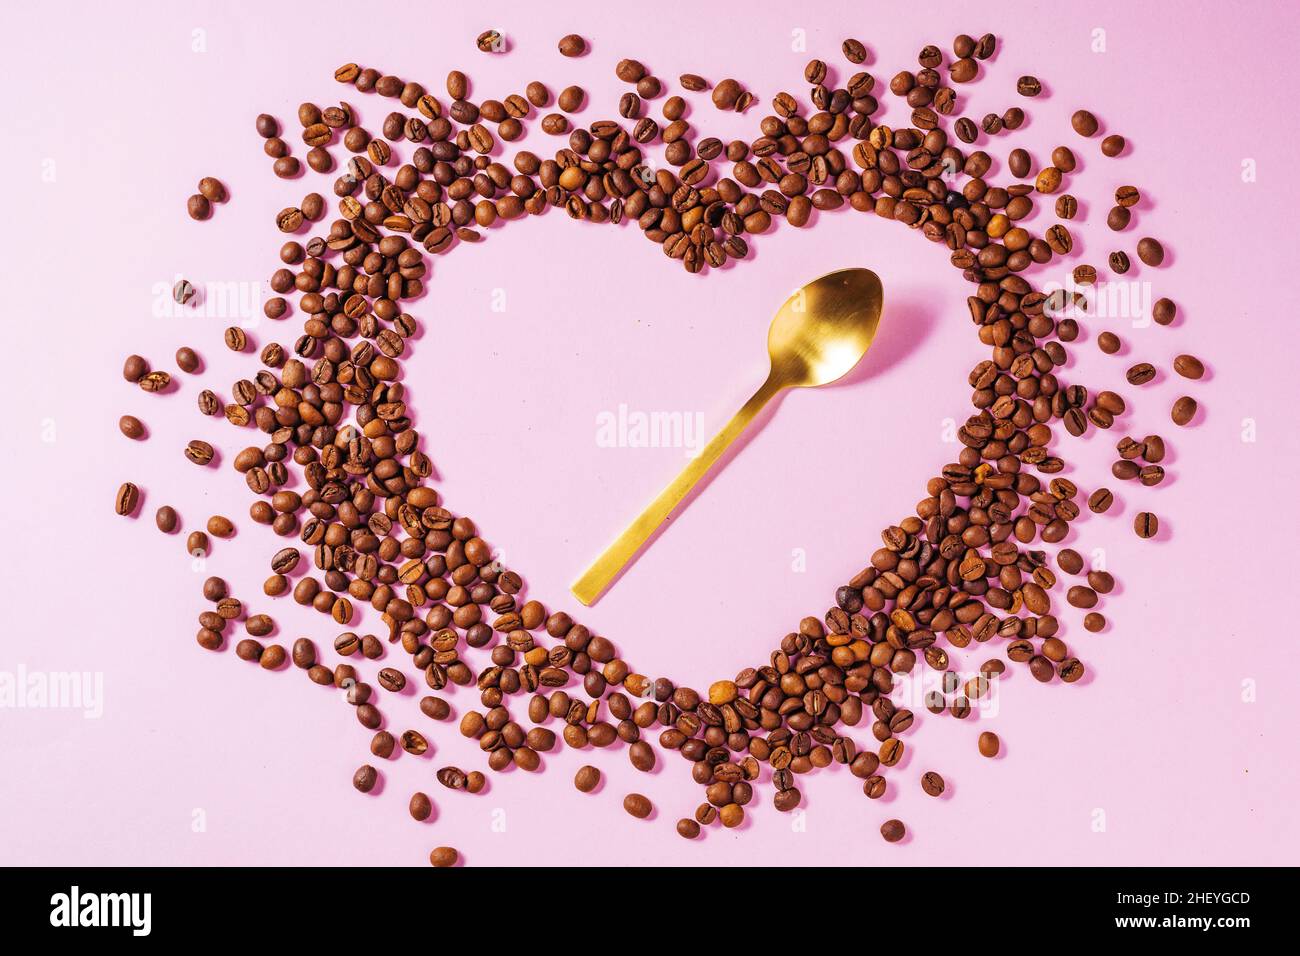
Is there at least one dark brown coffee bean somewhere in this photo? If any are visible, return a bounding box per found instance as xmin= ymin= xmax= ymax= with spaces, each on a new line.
xmin=352 ymin=765 xmax=378 ymax=793
xmin=574 ymin=766 xmax=601 ymax=793
xmin=429 ymin=846 xmax=458 ymax=867
xmin=187 ymin=194 xmax=211 ymax=220
xmin=557 ymin=34 xmax=586 ymax=57
xmin=880 ymin=819 xmax=906 ymax=842
xmin=1057 ymin=548 xmax=1084 ymax=575
xmin=476 ymin=29 xmax=504 ymax=53
xmin=409 ymin=792 xmax=432 ymax=821
xmin=1126 ymin=362 xmax=1156 ymax=386
xmin=1097 ymin=331 xmax=1121 ymax=354
xmin=155 ymin=506 xmax=178 ymax=534
xmin=676 ymin=818 xmax=701 ymax=839
xmin=623 ymin=793 xmax=652 ymax=818
xmin=1153 ymin=297 xmax=1177 ymax=326
xmin=138 ymin=371 xmax=171 ymax=393
xmin=1016 ymin=75 xmax=1041 ymax=97
xmin=1088 ymin=488 xmax=1113 ymax=513
xmin=1171 ymin=396 xmax=1198 ymax=426
xmin=119 ymin=415 xmax=145 ymax=440
xmin=1134 ymin=511 xmax=1159 ymax=538
xmin=978 ymin=731 xmax=1000 ymax=757
xmin=1174 ymin=354 xmax=1204 ymax=379
xmin=921 ymin=771 xmax=945 ymax=796
xmin=185 ymin=439 xmax=214 ymax=466
xmin=115 ymin=482 xmax=140 ymax=516
xmin=1143 ymin=435 xmax=1166 ymax=462
xmin=1137 ymin=237 xmax=1164 ymax=266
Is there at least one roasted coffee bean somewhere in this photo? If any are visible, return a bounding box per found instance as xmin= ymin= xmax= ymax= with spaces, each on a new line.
xmin=429 ymin=846 xmax=458 ymax=867
xmin=1087 ymin=488 xmax=1114 ymax=513
xmin=1171 ymin=396 xmax=1198 ymax=426
xmin=187 ymin=194 xmax=211 ymax=220
xmin=921 ymin=771 xmax=945 ymax=796
xmin=676 ymin=818 xmax=701 ymax=839
xmin=558 ymin=34 xmax=586 ymax=57
xmin=476 ymin=29 xmax=504 ymax=53
xmin=623 ymin=793 xmax=652 ymax=819
xmin=115 ymin=482 xmax=140 ymax=516
xmin=979 ymin=731 xmax=1000 ymax=757
xmin=574 ymin=766 xmax=601 ymax=793
xmin=880 ymin=819 xmax=906 ymax=843
xmin=185 ymin=439 xmax=215 ymax=465
xmin=1174 ymin=354 xmax=1204 ymax=379
xmin=155 ymin=506 xmax=178 ymax=534
xmin=1126 ymin=362 xmax=1156 ymax=386
xmin=351 ymin=764 xmax=377 ymax=796
xmin=1101 ymin=134 xmax=1125 ymax=156
xmin=1134 ymin=511 xmax=1159 ymax=538
xmin=1153 ymin=297 xmax=1177 ymax=326
xmin=119 ymin=415 xmax=145 ymax=440
xmin=1016 ymin=75 xmax=1041 ymax=97
xmin=1097 ymin=331 xmax=1121 ymax=354
xmin=1137 ymin=237 xmax=1165 ymax=266
xmin=409 ymin=792 xmax=432 ymax=821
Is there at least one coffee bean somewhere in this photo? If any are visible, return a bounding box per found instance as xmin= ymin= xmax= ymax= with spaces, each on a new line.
xmin=155 ymin=506 xmax=178 ymax=534
xmin=1056 ymin=194 xmax=1078 ymax=219
xmin=843 ymin=38 xmax=867 ymax=64
xmin=1071 ymin=110 xmax=1098 ymax=136
xmin=1126 ymin=362 xmax=1156 ymax=386
xmin=401 ymin=730 xmax=429 ymax=756
xmin=409 ymin=792 xmax=432 ymax=821
xmin=1137 ymin=237 xmax=1165 ymax=266
xmin=1097 ymin=331 xmax=1121 ymax=354
xmin=676 ymin=818 xmax=701 ymax=839
xmin=623 ymin=793 xmax=652 ymax=818
xmin=1088 ymin=488 xmax=1114 ymax=514
xmin=1084 ymin=613 xmax=1106 ymax=632
xmin=1134 ymin=512 xmax=1159 ymax=538
xmin=1016 ymin=75 xmax=1041 ymax=97
xmin=429 ymin=846 xmax=458 ymax=867
xmin=880 ymin=819 xmax=906 ymax=842
xmin=378 ymin=667 xmax=406 ymax=692
xmin=1109 ymin=250 xmax=1130 ymax=274
xmin=978 ymin=731 xmax=1000 ymax=757
xmin=187 ymin=194 xmax=211 ymax=220
xmin=1174 ymin=354 xmax=1204 ymax=379
xmin=198 ymin=177 xmax=226 ymax=202
xmin=1057 ymin=548 xmax=1083 ymax=575
xmin=558 ymin=34 xmax=586 ymax=57
xmin=119 ymin=415 xmax=145 ymax=440
xmin=1101 ymin=134 xmax=1125 ymax=157
xmin=1115 ymin=185 xmax=1140 ymax=207
xmin=1171 ymin=396 xmax=1198 ymax=426
xmin=1153 ymin=297 xmax=1177 ymax=326
xmin=1107 ymin=205 xmax=1130 ymax=230
xmin=185 ymin=439 xmax=215 ymax=466
xmin=115 ymin=482 xmax=140 ymax=516
xmin=921 ymin=771 xmax=945 ymax=796
xmin=207 ymin=515 xmax=234 ymax=538
xmin=476 ymin=30 xmax=504 ymax=53
xmin=574 ymin=766 xmax=601 ymax=793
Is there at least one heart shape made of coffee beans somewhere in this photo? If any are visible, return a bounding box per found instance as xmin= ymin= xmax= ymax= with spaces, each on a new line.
xmin=156 ymin=32 xmax=1185 ymax=859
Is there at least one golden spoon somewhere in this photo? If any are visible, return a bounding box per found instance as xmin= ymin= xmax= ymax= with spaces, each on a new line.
xmin=572 ymin=267 xmax=884 ymax=606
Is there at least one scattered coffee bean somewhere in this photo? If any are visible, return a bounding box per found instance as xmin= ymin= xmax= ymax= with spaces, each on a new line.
xmin=409 ymin=792 xmax=432 ymax=821
xmin=978 ymin=732 xmax=1000 ymax=757
xmin=575 ymin=766 xmax=601 ymax=792
xmin=921 ymin=772 xmax=945 ymax=796
xmin=429 ymin=846 xmax=458 ymax=867
xmin=623 ymin=793 xmax=652 ymax=819
xmin=155 ymin=506 xmax=178 ymax=534
xmin=1134 ymin=512 xmax=1159 ymax=538
xmin=1171 ymin=396 xmax=1198 ymax=426
xmin=880 ymin=819 xmax=906 ymax=842
xmin=119 ymin=415 xmax=145 ymax=440
xmin=1174 ymin=354 xmax=1204 ymax=379
xmin=558 ymin=34 xmax=586 ymax=57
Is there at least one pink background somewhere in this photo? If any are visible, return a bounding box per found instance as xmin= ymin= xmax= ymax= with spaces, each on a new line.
xmin=3 ymin=0 xmax=1297 ymax=865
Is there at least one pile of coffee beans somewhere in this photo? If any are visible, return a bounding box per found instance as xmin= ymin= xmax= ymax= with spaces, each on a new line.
xmin=117 ymin=29 xmax=1202 ymax=864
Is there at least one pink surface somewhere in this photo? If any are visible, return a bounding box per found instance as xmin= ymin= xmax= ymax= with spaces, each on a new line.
xmin=3 ymin=0 xmax=1297 ymax=866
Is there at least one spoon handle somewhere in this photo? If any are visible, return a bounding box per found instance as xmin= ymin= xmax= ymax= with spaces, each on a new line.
xmin=571 ymin=372 xmax=784 ymax=606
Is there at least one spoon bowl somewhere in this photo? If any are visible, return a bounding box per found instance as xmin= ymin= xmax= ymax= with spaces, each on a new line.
xmin=768 ymin=268 xmax=885 ymax=388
